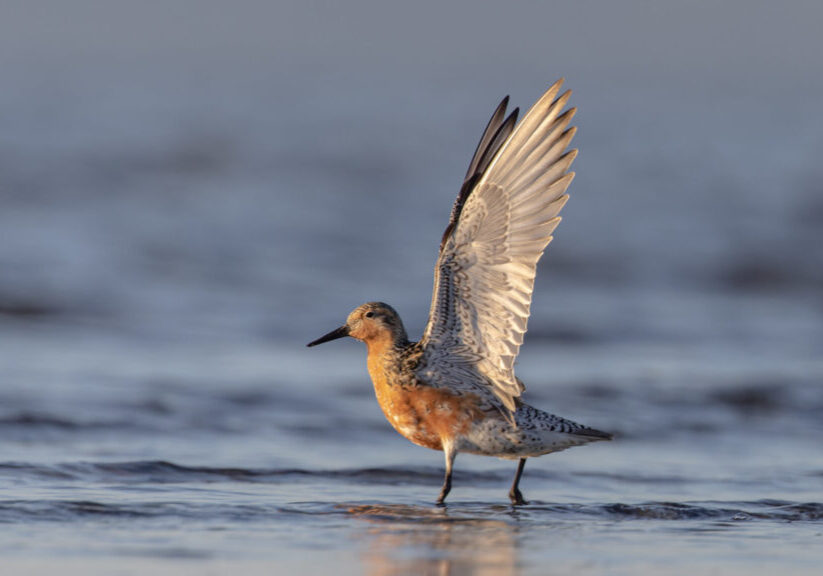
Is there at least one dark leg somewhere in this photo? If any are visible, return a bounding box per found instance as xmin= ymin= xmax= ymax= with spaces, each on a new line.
xmin=509 ymin=458 xmax=528 ymax=505
xmin=436 ymin=470 xmax=452 ymax=505
xmin=436 ymin=446 xmax=457 ymax=505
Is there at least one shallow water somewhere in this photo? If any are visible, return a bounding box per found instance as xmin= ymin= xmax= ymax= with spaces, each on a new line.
xmin=2 ymin=1 xmax=823 ymax=574
xmin=1 ymin=324 xmax=821 ymax=574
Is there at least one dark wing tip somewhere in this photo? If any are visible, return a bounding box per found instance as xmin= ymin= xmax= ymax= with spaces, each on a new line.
xmin=464 ymin=95 xmax=510 ymax=180
xmin=440 ymin=98 xmax=520 ymax=253
xmin=475 ymin=107 xmax=517 ymax=176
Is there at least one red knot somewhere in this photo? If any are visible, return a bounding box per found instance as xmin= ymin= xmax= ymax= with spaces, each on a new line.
xmin=308 ymin=79 xmax=612 ymax=505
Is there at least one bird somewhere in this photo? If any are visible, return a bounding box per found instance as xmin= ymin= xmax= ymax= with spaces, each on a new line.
xmin=307 ymin=79 xmax=612 ymax=505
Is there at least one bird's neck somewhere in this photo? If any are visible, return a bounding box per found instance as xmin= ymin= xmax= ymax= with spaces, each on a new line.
xmin=364 ymin=329 xmax=408 ymax=360
xmin=365 ymin=327 xmax=412 ymax=383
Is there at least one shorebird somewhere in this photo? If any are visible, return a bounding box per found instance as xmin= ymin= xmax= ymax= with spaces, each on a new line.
xmin=308 ymin=79 xmax=611 ymax=505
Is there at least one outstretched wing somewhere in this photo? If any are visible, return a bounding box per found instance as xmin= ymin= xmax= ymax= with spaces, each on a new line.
xmin=419 ymin=79 xmax=577 ymax=412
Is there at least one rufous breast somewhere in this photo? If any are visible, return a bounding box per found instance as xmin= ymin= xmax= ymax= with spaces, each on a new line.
xmin=366 ymin=340 xmax=482 ymax=451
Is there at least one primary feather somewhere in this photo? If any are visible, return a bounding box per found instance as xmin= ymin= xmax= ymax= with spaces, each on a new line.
xmin=420 ymin=79 xmax=578 ymax=413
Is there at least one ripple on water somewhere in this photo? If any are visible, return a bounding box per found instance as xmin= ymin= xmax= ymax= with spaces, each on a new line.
xmin=337 ymin=500 xmax=823 ymax=525
xmin=1 ymin=459 xmax=821 ymax=527
xmin=0 ymin=460 xmax=508 ymax=485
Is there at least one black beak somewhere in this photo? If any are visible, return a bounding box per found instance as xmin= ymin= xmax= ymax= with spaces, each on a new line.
xmin=306 ymin=325 xmax=350 ymax=347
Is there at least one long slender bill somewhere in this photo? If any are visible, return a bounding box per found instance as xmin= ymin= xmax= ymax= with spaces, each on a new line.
xmin=306 ymin=325 xmax=350 ymax=347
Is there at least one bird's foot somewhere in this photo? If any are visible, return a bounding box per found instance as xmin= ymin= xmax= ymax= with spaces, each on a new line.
xmin=509 ymin=488 xmax=528 ymax=506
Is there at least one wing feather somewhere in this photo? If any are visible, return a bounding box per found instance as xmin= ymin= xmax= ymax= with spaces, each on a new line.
xmin=419 ymin=79 xmax=577 ymax=413
xmin=464 ymin=96 xmax=510 ymax=180
xmin=441 ymin=100 xmax=519 ymax=252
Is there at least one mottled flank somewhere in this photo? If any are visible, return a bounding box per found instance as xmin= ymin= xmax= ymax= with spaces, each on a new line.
xmin=308 ymin=81 xmax=611 ymax=505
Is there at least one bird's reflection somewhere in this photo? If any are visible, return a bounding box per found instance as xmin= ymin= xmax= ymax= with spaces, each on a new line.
xmin=345 ymin=503 xmax=519 ymax=576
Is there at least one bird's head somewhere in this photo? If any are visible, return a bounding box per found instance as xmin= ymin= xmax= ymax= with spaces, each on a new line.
xmin=307 ymin=302 xmax=408 ymax=348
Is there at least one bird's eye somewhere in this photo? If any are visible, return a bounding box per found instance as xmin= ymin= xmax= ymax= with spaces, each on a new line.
xmin=365 ymin=311 xmax=375 ymax=318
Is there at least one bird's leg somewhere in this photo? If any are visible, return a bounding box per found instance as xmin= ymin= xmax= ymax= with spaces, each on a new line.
xmin=509 ymin=458 xmax=528 ymax=505
xmin=436 ymin=444 xmax=457 ymax=506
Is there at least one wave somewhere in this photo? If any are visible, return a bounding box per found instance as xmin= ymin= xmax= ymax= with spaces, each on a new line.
xmin=342 ymin=499 xmax=823 ymax=523
xmin=0 ymin=499 xmax=283 ymax=523
xmin=0 ymin=412 xmax=140 ymax=431
xmin=4 ymin=459 xmax=668 ymax=485
xmin=0 ymin=460 xmax=488 ymax=484
xmin=0 ymin=496 xmax=819 ymax=525
xmin=2 ymin=460 xmax=819 ymax=492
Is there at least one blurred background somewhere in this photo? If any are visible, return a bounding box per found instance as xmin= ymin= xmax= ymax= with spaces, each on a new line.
xmin=1 ymin=1 xmax=821 ymax=574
